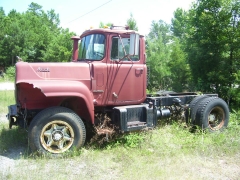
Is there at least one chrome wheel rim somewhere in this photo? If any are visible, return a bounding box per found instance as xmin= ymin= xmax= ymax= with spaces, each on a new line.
xmin=40 ymin=120 xmax=74 ymax=153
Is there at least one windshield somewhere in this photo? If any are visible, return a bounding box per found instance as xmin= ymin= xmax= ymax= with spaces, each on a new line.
xmin=78 ymin=34 xmax=105 ymax=61
xmin=111 ymin=37 xmax=139 ymax=61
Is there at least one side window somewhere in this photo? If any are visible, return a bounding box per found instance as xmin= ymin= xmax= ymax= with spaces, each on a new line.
xmin=111 ymin=37 xmax=139 ymax=61
xmin=78 ymin=34 xmax=105 ymax=60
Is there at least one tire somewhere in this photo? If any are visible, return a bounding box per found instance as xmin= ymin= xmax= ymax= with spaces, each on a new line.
xmin=189 ymin=95 xmax=209 ymax=124
xmin=28 ymin=106 xmax=86 ymax=154
xmin=195 ymin=97 xmax=229 ymax=132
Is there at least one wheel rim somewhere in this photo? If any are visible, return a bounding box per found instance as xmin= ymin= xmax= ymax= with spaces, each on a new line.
xmin=208 ymin=106 xmax=225 ymax=130
xmin=40 ymin=120 xmax=74 ymax=153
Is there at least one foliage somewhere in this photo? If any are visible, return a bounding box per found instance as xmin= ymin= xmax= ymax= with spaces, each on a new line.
xmin=5 ymin=66 xmax=15 ymax=80
xmin=146 ymin=19 xmax=192 ymax=92
xmin=168 ymin=38 xmax=192 ymax=92
xmin=146 ymin=20 xmax=172 ymax=91
xmin=104 ymin=132 xmax=145 ymax=149
xmin=42 ymin=29 xmax=75 ymax=62
xmin=171 ymin=8 xmax=189 ymax=39
xmin=99 ymin=22 xmax=112 ymax=28
xmin=171 ymin=8 xmax=196 ymax=92
xmin=171 ymin=0 xmax=240 ymax=104
xmin=0 ymin=3 xmax=75 ymax=67
xmin=1 ymin=0 xmax=240 ymax=106
xmin=126 ymin=13 xmax=138 ymax=31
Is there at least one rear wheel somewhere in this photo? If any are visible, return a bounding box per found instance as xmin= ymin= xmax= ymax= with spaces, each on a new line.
xmin=195 ymin=97 xmax=229 ymax=132
xmin=189 ymin=95 xmax=210 ymax=124
xmin=28 ymin=107 xmax=86 ymax=154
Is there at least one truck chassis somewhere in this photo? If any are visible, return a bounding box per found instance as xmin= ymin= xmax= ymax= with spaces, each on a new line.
xmin=8 ymin=92 xmax=229 ymax=154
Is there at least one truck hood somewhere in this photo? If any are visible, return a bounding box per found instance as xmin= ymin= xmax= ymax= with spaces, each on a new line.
xmin=16 ymin=62 xmax=91 ymax=83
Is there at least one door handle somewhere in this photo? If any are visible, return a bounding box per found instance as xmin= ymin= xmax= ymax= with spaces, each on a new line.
xmin=135 ymin=68 xmax=143 ymax=74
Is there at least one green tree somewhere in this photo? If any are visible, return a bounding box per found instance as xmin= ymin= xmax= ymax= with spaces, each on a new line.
xmin=0 ymin=7 xmax=7 ymax=67
xmin=170 ymin=8 xmax=194 ymax=92
xmin=126 ymin=13 xmax=138 ymax=31
xmin=169 ymin=38 xmax=191 ymax=92
xmin=171 ymin=8 xmax=189 ymax=39
xmin=43 ymin=28 xmax=75 ymax=62
xmin=186 ymin=0 xmax=240 ymax=102
xmin=4 ymin=9 xmax=23 ymax=66
xmin=27 ymin=2 xmax=43 ymax=15
xmin=99 ymin=22 xmax=112 ymax=28
xmin=0 ymin=2 xmax=74 ymax=66
xmin=146 ymin=20 xmax=171 ymax=91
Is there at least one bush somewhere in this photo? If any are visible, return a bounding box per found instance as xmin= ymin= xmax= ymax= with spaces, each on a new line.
xmin=5 ymin=66 xmax=15 ymax=81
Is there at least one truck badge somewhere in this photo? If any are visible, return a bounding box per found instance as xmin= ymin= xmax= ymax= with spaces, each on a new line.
xmin=37 ymin=67 xmax=50 ymax=72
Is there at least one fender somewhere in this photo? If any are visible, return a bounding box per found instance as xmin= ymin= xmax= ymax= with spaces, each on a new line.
xmin=17 ymin=80 xmax=95 ymax=124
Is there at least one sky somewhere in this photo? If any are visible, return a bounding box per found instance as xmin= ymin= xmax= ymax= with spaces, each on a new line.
xmin=1 ymin=0 xmax=195 ymax=36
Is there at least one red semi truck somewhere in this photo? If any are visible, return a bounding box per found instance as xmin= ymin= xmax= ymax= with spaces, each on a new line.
xmin=7 ymin=25 xmax=229 ymax=154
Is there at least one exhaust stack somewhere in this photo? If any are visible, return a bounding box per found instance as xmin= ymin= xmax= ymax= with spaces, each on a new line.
xmin=71 ymin=36 xmax=80 ymax=62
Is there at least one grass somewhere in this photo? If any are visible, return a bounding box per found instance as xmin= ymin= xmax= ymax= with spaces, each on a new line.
xmin=0 ymin=90 xmax=240 ymax=179
xmin=0 ymin=76 xmax=14 ymax=83
xmin=0 ymin=90 xmax=22 ymax=155
xmin=0 ymin=90 xmax=15 ymax=114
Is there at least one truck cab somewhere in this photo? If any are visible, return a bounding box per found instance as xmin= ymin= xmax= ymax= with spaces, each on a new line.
xmin=75 ymin=27 xmax=147 ymax=107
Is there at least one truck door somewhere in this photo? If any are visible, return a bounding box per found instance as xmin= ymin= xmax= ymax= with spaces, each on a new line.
xmin=105 ymin=34 xmax=146 ymax=105
xmin=78 ymin=33 xmax=108 ymax=106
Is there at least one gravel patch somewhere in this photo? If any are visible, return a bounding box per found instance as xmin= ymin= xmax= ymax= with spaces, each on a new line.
xmin=0 ymin=156 xmax=15 ymax=176
xmin=0 ymin=117 xmax=26 ymax=178
xmin=0 ymin=120 xmax=16 ymax=178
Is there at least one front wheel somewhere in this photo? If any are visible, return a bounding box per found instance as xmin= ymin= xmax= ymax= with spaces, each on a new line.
xmin=28 ymin=107 xmax=86 ymax=154
xmin=195 ymin=97 xmax=229 ymax=132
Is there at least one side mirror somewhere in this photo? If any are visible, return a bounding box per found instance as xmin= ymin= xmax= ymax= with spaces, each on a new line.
xmin=129 ymin=34 xmax=139 ymax=56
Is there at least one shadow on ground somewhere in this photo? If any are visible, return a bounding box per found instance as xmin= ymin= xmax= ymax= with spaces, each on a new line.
xmin=0 ymin=125 xmax=29 ymax=159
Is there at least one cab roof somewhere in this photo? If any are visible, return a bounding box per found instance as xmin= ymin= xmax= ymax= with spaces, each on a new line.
xmin=80 ymin=25 xmax=143 ymax=38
